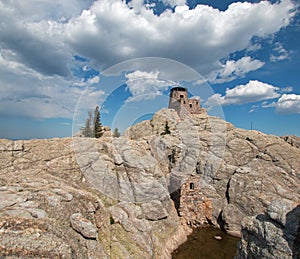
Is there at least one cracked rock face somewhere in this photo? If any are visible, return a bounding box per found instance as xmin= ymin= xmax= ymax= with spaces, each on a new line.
xmin=0 ymin=135 xmax=188 ymax=258
xmin=126 ymin=109 xmax=300 ymax=238
xmin=0 ymin=108 xmax=299 ymax=258
xmin=236 ymin=200 xmax=300 ymax=259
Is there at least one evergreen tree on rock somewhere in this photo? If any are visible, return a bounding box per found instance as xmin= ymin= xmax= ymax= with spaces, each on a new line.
xmin=93 ymin=106 xmax=103 ymax=138
xmin=161 ymin=121 xmax=171 ymax=135
xmin=81 ymin=109 xmax=93 ymax=137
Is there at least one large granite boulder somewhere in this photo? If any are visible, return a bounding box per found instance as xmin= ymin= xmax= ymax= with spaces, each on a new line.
xmin=236 ymin=199 xmax=300 ymax=258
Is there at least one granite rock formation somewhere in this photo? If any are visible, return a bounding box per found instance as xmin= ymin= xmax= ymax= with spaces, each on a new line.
xmin=0 ymin=108 xmax=299 ymax=258
xmin=125 ymin=109 xmax=300 ymax=238
xmin=0 ymin=137 xmax=190 ymax=258
xmin=236 ymin=199 xmax=300 ymax=258
xmin=282 ymin=135 xmax=300 ymax=149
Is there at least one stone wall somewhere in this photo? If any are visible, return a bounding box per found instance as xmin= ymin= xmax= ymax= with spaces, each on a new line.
xmin=187 ymin=98 xmax=202 ymax=114
xmin=178 ymin=175 xmax=213 ymax=226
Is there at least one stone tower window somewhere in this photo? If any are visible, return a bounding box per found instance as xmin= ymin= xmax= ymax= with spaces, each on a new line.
xmin=180 ymin=95 xmax=184 ymax=98
xmin=190 ymin=182 xmax=194 ymax=190
xmin=189 ymin=104 xmax=192 ymax=108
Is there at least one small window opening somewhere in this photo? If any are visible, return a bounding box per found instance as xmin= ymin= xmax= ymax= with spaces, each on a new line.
xmin=180 ymin=95 xmax=184 ymax=98
xmin=189 ymin=104 xmax=192 ymax=108
xmin=190 ymin=182 xmax=194 ymax=190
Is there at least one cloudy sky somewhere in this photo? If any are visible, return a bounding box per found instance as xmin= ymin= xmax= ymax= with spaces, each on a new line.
xmin=0 ymin=0 xmax=299 ymax=139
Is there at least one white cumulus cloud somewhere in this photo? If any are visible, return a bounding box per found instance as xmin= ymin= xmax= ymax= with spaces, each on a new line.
xmin=65 ymin=0 xmax=295 ymax=75
xmin=161 ymin=0 xmax=186 ymax=7
xmin=125 ymin=70 xmax=173 ymax=101
xmin=210 ymin=57 xmax=265 ymax=83
xmin=274 ymin=94 xmax=300 ymax=114
xmin=0 ymin=50 xmax=103 ymax=119
xmin=206 ymin=80 xmax=281 ymax=107
xmin=0 ymin=0 xmax=296 ymax=77
xmin=0 ymin=0 xmax=297 ymax=120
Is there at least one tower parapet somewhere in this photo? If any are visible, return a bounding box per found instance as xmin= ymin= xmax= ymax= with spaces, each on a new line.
xmin=168 ymin=87 xmax=206 ymax=118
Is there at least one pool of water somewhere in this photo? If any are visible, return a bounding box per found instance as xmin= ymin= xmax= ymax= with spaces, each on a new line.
xmin=172 ymin=226 xmax=240 ymax=259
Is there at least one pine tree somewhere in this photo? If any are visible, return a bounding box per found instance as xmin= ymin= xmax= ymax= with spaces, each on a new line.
xmin=81 ymin=109 xmax=93 ymax=137
xmin=164 ymin=121 xmax=171 ymax=134
xmin=93 ymin=106 xmax=103 ymax=138
xmin=113 ymin=128 xmax=121 ymax=138
xmin=161 ymin=121 xmax=171 ymax=135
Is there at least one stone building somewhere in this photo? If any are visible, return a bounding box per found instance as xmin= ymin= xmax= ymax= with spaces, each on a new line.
xmin=168 ymin=87 xmax=210 ymax=226
xmin=168 ymin=87 xmax=206 ymax=118
xmin=173 ymin=175 xmax=213 ymax=226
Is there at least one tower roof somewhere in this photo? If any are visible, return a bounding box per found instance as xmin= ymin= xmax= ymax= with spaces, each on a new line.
xmin=170 ymin=86 xmax=187 ymax=92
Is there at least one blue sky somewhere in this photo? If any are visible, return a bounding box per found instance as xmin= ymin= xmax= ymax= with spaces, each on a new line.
xmin=0 ymin=0 xmax=299 ymax=139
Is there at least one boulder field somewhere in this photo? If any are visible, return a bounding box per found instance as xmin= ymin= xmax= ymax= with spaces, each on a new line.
xmin=0 ymin=108 xmax=299 ymax=258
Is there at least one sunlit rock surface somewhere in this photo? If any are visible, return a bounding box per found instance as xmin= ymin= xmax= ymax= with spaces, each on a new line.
xmin=0 ymin=108 xmax=299 ymax=258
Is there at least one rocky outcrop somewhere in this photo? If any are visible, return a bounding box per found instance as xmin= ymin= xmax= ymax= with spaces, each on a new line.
xmin=124 ymin=108 xmax=181 ymax=139
xmin=70 ymin=213 xmax=98 ymax=239
xmin=126 ymin=108 xmax=300 ymax=238
xmin=282 ymin=135 xmax=300 ymax=149
xmin=0 ymin=136 xmax=189 ymax=258
xmin=236 ymin=200 xmax=300 ymax=258
xmin=0 ymin=108 xmax=299 ymax=258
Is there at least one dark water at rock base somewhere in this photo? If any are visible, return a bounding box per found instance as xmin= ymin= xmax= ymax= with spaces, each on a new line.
xmin=172 ymin=226 xmax=240 ymax=259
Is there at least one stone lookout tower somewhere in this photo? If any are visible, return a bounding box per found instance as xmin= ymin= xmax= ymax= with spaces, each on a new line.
xmin=168 ymin=87 xmax=206 ymax=118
